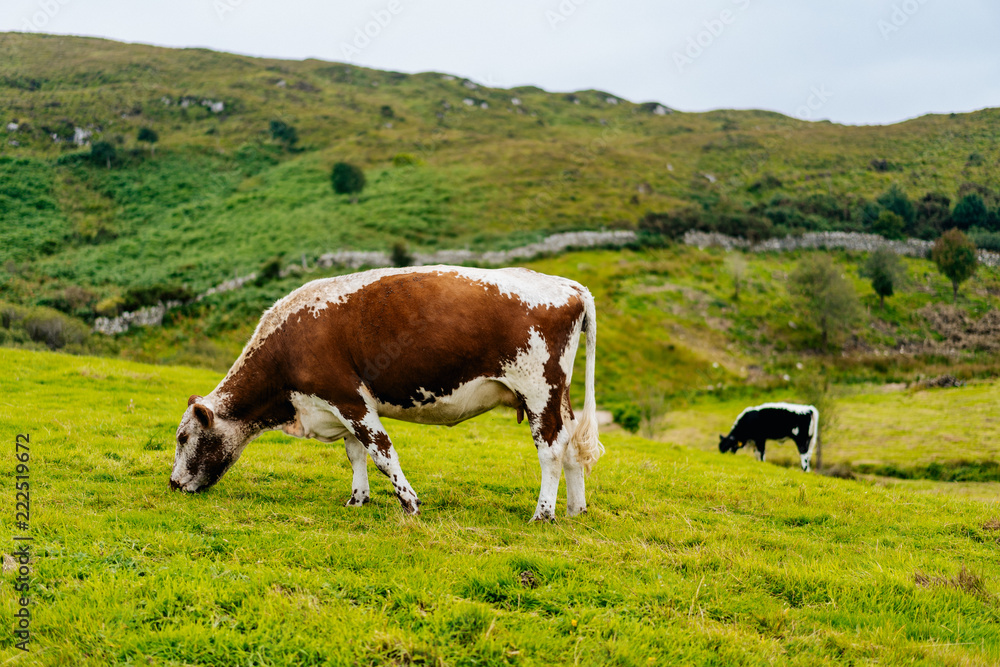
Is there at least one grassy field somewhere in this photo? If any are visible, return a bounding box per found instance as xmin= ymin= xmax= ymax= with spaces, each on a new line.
xmin=2 ymin=348 xmax=999 ymax=665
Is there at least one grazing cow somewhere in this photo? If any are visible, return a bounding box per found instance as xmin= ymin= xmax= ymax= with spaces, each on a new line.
xmin=170 ymin=265 xmax=604 ymax=521
xmin=718 ymin=402 xmax=818 ymax=472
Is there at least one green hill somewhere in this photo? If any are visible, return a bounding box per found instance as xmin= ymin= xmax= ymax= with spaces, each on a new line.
xmin=3 ymin=32 xmax=1000 ymax=305
xmin=1 ymin=348 xmax=998 ymax=665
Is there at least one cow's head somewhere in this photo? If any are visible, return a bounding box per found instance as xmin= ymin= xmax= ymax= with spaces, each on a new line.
xmin=718 ymin=434 xmax=742 ymax=454
xmin=170 ymin=395 xmax=250 ymax=493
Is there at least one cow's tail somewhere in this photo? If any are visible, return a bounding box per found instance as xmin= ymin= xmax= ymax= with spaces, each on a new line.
xmin=570 ymin=290 xmax=605 ymax=473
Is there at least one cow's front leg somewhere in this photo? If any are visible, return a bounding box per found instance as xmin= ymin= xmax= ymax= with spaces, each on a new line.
xmin=344 ymin=408 xmax=420 ymax=515
xmin=344 ymin=434 xmax=370 ymax=507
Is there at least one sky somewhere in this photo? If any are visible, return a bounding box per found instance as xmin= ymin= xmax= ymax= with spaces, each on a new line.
xmin=3 ymin=0 xmax=999 ymax=125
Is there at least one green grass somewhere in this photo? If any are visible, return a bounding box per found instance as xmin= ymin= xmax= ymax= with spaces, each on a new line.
xmin=2 ymin=348 xmax=999 ymax=665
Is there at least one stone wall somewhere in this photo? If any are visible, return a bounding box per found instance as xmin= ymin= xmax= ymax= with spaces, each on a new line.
xmin=683 ymin=230 xmax=1000 ymax=267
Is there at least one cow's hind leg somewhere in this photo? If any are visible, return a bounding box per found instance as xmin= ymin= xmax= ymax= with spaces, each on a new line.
xmin=563 ymin=442 xmax=587 ymax=518
xmin=527 ymin=402 xmax=572 ymax=523
xmin=344 ymin=434 xmax=370 ymax=507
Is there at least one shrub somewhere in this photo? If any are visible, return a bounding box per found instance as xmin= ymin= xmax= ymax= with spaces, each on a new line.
xmin=952 ymin=193 xmax=989 ymax=231
xmin=95 ymin=295 xmax=125 ymax=317
xmin=269 ymin=120 xmax=298 ymax=149
xmin=877 ymin=184 xmax=916 ymax=232
xmin=611 ymin=403 xmax=641 ymax=433
xmin=392 ymin=153 xmax=420 ymax=167
xmin=331 ymin=162 xmax=366 ymax=195
xmin=914 ymin=192 xmax=951 ymax=239
xmin=872 ymin=210 xmax=906 ymax=240
xmin=390 ymin=242 xmax=414 ymax=268
xmin=254 ymin=257 xmax=284 ymax=286
xmin=137 ymin=127 xmax=159 ymax=155
xmin=380 ymin=105 xmax=395 ymax=118
xmin=122 ymin=284 xmax=193 ymax=312
xmin=90 ymin=141 xmax=117 ymax=168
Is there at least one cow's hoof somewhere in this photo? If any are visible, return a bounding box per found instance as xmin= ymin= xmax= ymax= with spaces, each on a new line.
xmin=566 ymin=506 xmax=587 ymax=518
xmin=529 ymin=513 xmax=556 ymax=523
xmin=345 ymin=495 xmax=370 ymax=507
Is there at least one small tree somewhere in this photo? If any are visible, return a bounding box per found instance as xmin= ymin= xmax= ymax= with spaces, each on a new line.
xmin=269 ymin=120 xmax=298 ymax=150
xmin=725 ymin=252 xmax=748 ymax=303
xmin=952 ymin=193 xmax=989 ymax=231
xmin=137 ymin=127 xmax=158 ymax=156
xmin=90 ymin=141 xmax=117 ymax=169
xmin=331 ymin=162 xmax=366 ymax=196
xmin=872 ymin=210 xmax=905 ymax=240
xmin=788 ymin=254 xmax=862 ymax=350
xmin=932 ymin=229 xmax=978 ymax=302
xmin=861 ymin=247 xmax=906 ymax=309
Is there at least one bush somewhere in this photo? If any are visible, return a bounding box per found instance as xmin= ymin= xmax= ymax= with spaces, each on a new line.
xmin=331 ymin=162 xmax=366 ymax=195
xmin=89 ymin=141 xmax=117 ymax=168
xmin=122 ymin=284 xmax=193 ymax=312
xmin=611 ymin=403 xmax=641 ymax=434
xmin=872 ymin=210 xmax=906 ymax=240
xmin=952 ymin=193 xmax=990 ymax=231
xmin=254 ymin=256 xmax=284 ymax=286
xmin=390 ymin=242 xmax=413 ymax=268
xmin=877 ymin=184 xmax=916 ymax=232
xmin=392 ymin=153 xmax=420 ymax=167
xmin=269 ymin=120 xmax=298 ymax=149
xmin=914 ymin=192 xmax=951 ymax=239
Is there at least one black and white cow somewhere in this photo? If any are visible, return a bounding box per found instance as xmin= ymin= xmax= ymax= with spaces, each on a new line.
xmin=718 ymin=402 xmax=818 ymax=472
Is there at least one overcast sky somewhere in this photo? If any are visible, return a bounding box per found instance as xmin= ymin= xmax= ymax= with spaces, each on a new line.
xmin=4 ymin=0 xmax=999 ymax=125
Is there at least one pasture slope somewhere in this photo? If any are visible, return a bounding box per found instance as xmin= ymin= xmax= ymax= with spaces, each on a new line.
xmin=1 ymin=348 xmax=999 ymax=666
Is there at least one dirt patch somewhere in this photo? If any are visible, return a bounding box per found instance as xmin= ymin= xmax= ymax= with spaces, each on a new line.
xmin=914 ymin=374 xmax=965 ymax=390
xmin=921 ymin=304 xmax=1000 ymax=352
xmin=914 ymin=566 xmax=989 ymax=597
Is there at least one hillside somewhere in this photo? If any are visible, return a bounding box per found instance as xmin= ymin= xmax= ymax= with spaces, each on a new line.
xmin=1 ymin=348 xmax=998 ymax=665
xmin=3 ymin=32 xmax=1000 ymax=308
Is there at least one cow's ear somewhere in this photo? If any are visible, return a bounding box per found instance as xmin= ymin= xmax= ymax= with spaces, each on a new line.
xmin=188 ymin=394 xmax=203 ymax=407
xmin=193 ymin=403 xmax=215 ymax=429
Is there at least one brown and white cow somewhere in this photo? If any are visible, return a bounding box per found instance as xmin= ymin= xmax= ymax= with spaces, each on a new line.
xmin=170 ymin=265 xmax=604 ymax=521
